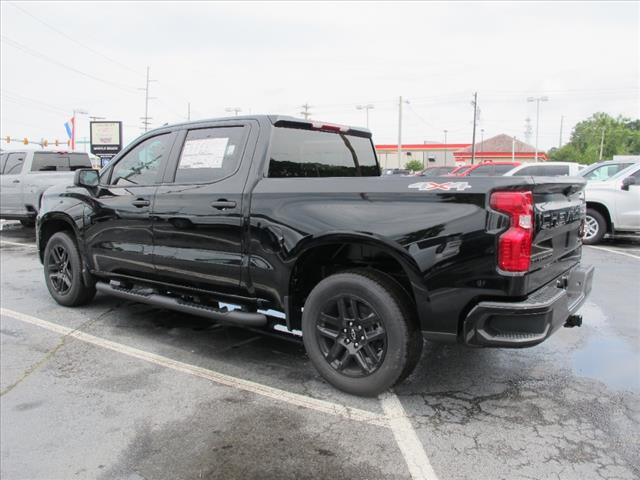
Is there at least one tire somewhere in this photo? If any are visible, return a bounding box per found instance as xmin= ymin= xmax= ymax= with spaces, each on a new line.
xmin=583 ymin=208 xmax=607 ymax=245
xmin=43 ymin=231 xmax=96 ymax=306
xmin=20 ymin=219 xmax=35 ymax=228
xmin=302 ymin=269 xmax=423 ymax=397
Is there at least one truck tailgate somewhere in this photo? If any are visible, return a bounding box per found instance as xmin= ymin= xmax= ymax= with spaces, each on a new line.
xmin=526 ymin=177 xmax=585 ymax=293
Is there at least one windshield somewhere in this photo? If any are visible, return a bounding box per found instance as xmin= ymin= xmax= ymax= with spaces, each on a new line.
xmin=579 ymin=162 xmax=633 ymax=181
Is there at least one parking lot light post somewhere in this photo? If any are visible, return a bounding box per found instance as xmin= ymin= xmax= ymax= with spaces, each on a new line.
xmin=444 ymin=130 xmax=448 ymax=165
xmin=356 ymin=104 xmax=375 ymax=129
xmin=527 ymin=96 xmax=548 ymax=162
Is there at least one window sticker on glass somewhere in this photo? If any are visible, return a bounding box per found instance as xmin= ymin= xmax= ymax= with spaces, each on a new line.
xmin=180 ymin=137 xmax=229 ymax=169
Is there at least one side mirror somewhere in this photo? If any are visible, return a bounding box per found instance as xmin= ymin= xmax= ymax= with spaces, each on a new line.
xmin=74 ymin=168 xmax=100 ymax=188
xmin=621 ymin=176 xmax=637 ymax=191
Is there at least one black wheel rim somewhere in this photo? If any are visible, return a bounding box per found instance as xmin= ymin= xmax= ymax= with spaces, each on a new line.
xmin=315 ymin=295 xmax=387 ymax=378
xmin=47 ymin=244 xmax=73 ymax=295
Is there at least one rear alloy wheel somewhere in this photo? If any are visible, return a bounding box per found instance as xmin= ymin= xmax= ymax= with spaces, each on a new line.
xmin=302 ymin=270 xmax=422 ymax=396
xmin=583 ymin=208 xmax=606 ymax=245
xmin=44 ymin=231 xmax=96 ymax=306
xmin=315 ymin=294 xmax=387 ymax=377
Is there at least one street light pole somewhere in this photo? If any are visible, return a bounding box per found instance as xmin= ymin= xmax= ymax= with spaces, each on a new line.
xmin=356 ymin=104 xmax=375 ymax=129
xmin=527 ymin=95 xmax=548 ymax=162
xmin=443 ymin=129 xmax=448 ymax=166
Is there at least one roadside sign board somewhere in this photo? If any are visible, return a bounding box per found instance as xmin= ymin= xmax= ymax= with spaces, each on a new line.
xmin=90 ymin=121 xmax=122 ymax=157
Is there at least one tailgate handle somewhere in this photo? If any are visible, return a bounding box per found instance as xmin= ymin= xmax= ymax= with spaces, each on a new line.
xmin=131 ymin=199 xmax=150 ymax=208
xmin=211 ymin=200 xmax=236 ymax=210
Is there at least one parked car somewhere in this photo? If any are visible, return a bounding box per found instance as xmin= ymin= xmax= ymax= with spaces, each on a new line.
xmin=419 ymin=166 xmax=455 ymax=177
xmin=583 ymin=163 xmax=640 ymax=244
xmin=0 ymin=150 xmax=92 ymax=226
xmin=459 ymin=161 xmax=521 ymax=176
xmin=503 ymin=162 xmax=584 ymax=177
xmin=579 ymin=159 xmax=638 ymax=182
xmin=37 ymin=115 xmax=593 ymax=396
xmin=382 ymin=168 xmax=411 ymax=176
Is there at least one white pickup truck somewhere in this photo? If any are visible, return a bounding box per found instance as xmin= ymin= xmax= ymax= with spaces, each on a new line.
xmin=0 ymin=150 xmax=91 ymax=226
xmin=583 ymin=162 xmax=640 ymax=244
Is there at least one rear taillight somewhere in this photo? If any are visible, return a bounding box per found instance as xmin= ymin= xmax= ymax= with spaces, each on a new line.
xmin=490 ymin=191 xmax=534 ymax=273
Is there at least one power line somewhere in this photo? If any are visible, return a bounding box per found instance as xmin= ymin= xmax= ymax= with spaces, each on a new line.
xmin=1 ymin=35 xmax=139 ymax=94
xmin=7 ymin=1 xmax=145 ymax=78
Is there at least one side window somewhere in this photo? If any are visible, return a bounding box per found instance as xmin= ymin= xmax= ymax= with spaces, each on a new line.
xmin=0 ymin=153 xmax=7 ymax=175
xmin=173 ymin=126 xmax=247 ymax=184
xmin=493 ymin=165 xmax=516 ymax=175
xmin=110 ymin=134 xmax=174 ymax=186
xmin=4 ymin=153 xmax=26 ymax=175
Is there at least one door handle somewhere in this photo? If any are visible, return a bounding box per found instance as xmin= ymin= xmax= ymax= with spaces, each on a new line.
xmin=132 ymin=199 xmax=150 ymax=208
xmin=12 ymin=179 xmax=20 ymax=184
xmin=210 ymin=200 xmax=236 ymax=210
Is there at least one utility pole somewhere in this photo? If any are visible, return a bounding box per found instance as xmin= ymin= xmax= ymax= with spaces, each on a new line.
xmin=356 ymin=104 xmax=375 ymax=129
xmin=558 ymin=115 xmax=564 ymax=148
xmin=72 ymin=109 xmax=88 ymax=151
xmin=398 ymin=96 xmax=408 ymax=168
xmin=470 ymin=92 xmax=478 ymax=164
xmin=300 ymin=103 xmax=312 ymax=120
xmin=225 ymin=107 xmax=242 ymax=116
xmin=527 ymin=95 xmax=549 ymax=162
xmin=188 ymin=103 xmax=191 ymax=121
xmin=443 ymin=129 xmax=448 ymax=166
xmin=140 ymin=66 xmax=156 ymax=133
xmin=599 ymin=127 xmax=606 ymax=161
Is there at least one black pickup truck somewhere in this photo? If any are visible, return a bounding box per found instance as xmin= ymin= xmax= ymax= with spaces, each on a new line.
xmin=36 ymin=115 xmax=594 ymax=396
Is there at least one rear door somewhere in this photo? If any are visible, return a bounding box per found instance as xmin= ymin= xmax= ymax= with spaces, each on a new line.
xmin=151 ymin=121 xmax=256 ymax=295
xmin=84 ymin=132 xmax=177 ymax=277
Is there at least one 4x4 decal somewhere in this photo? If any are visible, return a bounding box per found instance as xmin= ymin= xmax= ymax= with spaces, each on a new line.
xmin=408 ymin=181 xmax=472 ymax=192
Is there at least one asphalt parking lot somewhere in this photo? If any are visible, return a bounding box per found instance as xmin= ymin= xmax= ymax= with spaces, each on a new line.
xmin=1 ymin=222 xmax=639 ymax=480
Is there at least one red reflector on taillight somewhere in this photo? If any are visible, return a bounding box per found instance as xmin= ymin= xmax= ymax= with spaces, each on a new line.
xmin=490 ymin=191 xmax=534 ymax=273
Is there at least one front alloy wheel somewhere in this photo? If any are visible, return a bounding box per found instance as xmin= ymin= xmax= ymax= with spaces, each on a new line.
xmin=47 ymin=244 xmax=73 ymax=295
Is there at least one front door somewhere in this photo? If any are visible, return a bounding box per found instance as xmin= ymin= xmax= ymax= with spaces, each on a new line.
xmin=151 ymin=123 xmax=255 ymax=296
xmin=616 ymin=167 xmax=640 ymax=230
xmin=84 ymin=132 xmax=177 ymax=277
xmin=1 ymin=152 xmax=26 ymax=214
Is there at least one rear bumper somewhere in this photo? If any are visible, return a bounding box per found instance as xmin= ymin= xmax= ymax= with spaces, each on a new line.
xmin=463 ymin=264 xmax=594 ymax=348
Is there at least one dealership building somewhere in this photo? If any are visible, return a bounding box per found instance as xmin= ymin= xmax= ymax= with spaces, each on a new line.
xmin=376 ymin=134 xmax=546 ymax=169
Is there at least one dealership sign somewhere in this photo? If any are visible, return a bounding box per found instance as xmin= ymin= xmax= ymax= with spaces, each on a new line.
xmin=90 ymin=121 xmax=122 ymax=157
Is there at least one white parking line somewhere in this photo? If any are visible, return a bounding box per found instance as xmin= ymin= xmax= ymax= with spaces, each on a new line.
xmin=380 ymin=392 xmax=439 ymax=480
xmin=0 ymin=240 xmax=37 ymax=248
xmin=1 ymin=307 xmax=438 ymax=479
xmin=586 ymin=245 xmax=640 ymax=260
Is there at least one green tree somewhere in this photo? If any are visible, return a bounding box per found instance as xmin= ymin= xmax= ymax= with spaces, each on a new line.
xmin=549 ymin=113 xmax=640 ymax=164
xmin=405 ymin=159 xmax=424 ymax=172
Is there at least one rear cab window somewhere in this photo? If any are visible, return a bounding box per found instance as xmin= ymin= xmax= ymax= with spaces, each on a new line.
xmin=268 ymin=126 xmax=379 ymax=178
xmin=514 ymin=165 xmax=569 ymax=176
xmin=30 ymin=152 xmax=91 ymax=172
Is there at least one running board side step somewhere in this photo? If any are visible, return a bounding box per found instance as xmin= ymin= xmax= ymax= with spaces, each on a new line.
xmin=95 ymin=281 xmax=267 ymax=327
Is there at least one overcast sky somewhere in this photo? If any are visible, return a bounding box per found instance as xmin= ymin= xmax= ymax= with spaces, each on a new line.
xmin=1 ymin=1 xmax=638 ymax=151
